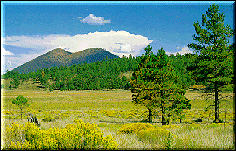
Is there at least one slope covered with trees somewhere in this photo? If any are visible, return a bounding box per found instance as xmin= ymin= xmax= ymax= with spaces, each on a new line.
xmin=10 ymin=48 xmax=119 ymax=74
xmin=2 ymin=55 xmax=138 ymax=90
xmin=2 ymin=52 xmax=195 ymax=91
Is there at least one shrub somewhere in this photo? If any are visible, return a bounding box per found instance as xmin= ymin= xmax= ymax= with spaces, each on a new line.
xmin=187 ymin=123 xmax=201 ymax=130
xmin=41 ymin=114 xmax=55 ymax=122
xmin=118 ymin=122 xmax=154 ymax=134
xmin=4 ymin=120 xmax=118 ymax=150
xmin=207 ymin=123 xmax=221 ymax=128
xmin=162 ymin=124 xmax=180 ymax=129
xmin=118 ymin=123 xmax=176 ymax=149
xmin=136 ymin=126 xmax=176 ymax=149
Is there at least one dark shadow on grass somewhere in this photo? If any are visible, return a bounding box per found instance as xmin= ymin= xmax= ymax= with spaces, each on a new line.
xmin=37 ymin=85 xmax=45 ymax=89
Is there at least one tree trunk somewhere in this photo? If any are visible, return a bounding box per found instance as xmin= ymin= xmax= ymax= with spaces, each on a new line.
xmin=148 ymin=108 xmax=152 ymax=123
xmin=214 ymin=82 xmax=220 ymax=123
xmin=162 ymin=115 xmax=167 ymax=125
xmin=161 ymin=106 xmax=167 ymax=125
xmin=20 ymin=108 xmax=23 ymax=120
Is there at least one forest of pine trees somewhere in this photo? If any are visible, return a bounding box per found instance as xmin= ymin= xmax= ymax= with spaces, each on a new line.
xmin=2 ymin=52 xmax=195 ymax=91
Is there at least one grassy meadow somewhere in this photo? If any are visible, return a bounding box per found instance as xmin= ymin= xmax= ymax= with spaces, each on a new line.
xmin=1 ymin=79 xmax=235 ymax=149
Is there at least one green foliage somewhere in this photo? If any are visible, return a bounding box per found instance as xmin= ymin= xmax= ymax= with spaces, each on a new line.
xmin=187 ymin=4 xmax=234 ymax=123
xmin=6 ymin=71 xmax=21 ymax=89
xmin=2 ymin=47 xmax=197 ymax=92
xmin=188 ymin=4 xmax=234 ymax=85
xmin=12 ymin=95 xmax=28 ymax=108
xmin=169 ymin=53 xmax=195 ymax=89
xmin=3 ymin=55 xmax=139 ymax=91
xmin=130 ymin=45 xmax=191 ymax=124
xmin=12 ymin=95 xmax=29 ymax=120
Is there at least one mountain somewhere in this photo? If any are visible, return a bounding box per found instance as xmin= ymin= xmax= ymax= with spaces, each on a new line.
xmin=11 ymin=48 xmax=119 ymax=74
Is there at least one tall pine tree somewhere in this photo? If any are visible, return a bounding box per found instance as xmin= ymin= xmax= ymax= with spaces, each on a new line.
xmin=130 ymin=45 xmax=191 ymax=124
xmin=187 ymin=4 xmax=234 ymax=123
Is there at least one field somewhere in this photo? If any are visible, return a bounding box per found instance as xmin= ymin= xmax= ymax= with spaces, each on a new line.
xmin=1 ymin=82 xmax=235 ymax=149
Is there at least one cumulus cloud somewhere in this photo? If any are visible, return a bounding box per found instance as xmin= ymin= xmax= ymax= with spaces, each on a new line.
xmin=1 ymin=38 xmax=15 ymax=74
xmin=4 ymin=30 xmax=152 ymax=57
xmin=166 ymin=46 xmax=193 ymax=56
xmin=1 ymin=47 xmax=14 ymax=55
xmin=1 ymin=37 xmax=14 ymax=55
xmin=178 ymin=46 xmax=193 ymax=55
xmin=4 ymin=34 xmax=70 ymax=50
xmin=80 ymin=14 xmax=111 ymax=25
xmin=2 ymin=31 xmax=153 ymax=73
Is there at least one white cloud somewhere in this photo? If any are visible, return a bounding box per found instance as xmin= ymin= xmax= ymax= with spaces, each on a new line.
xmin=4 ymin=31 xmax=152 ymax=57
xmin=165 ymin=51 xmax=173 ymax=55
xmin=166 ymin=46 xmax=193 ymax=56
xmin=1 ymin=38 xmax=14 ymax=74
xmin=1 ymin=37 xmax=14 ymax=55
xmin=120 ymin=44 xmax=132 ymax=53
xmin=2 ymin=31 xmax=153 ymax=73
xmin=4 ymin=34 xmax=69 ymax=50
xmin=178 ymin=46 xmax=193 ymax=55
xmin=1 ymin=47 xmax=14 ymax=55
xmin=80 ymin=14 xmax=111 ymax=25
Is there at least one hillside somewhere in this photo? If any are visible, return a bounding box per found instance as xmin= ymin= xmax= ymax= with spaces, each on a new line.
xmin=11 ymin=48 xmax=119 ymax=74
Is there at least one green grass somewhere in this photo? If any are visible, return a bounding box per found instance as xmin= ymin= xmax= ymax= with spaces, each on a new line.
xmin=1 ymin=82 xmax=234 ymax=149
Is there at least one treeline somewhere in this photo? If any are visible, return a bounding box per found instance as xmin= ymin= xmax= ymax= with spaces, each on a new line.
xmin=2 ymin=53 xmax=195 ymax=91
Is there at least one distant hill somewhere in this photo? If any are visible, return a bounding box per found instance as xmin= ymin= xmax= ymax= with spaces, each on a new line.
xmin=11 ymin=48 xmax=119 ymax=74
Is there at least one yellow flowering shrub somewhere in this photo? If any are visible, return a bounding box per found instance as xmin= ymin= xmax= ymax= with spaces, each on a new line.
xmin=100 ymin=110 xmax=118 ymax=117
xmin=5 ymin=122 xmax=25 ymax=146
xmin=60 ymin=112 xmax=70 ymax=119
xmin=207 ymin=123 xmax=221 ymax=128
xmin=188 ymin=123 xmax=201 ymax=130
xmin=118 ymin=122 xmax=154 ymax=134
xmin=41 ymin=114 xmax=55 ymax=122
xmin=4 ymin=120 xmax=118 ymax=150
xmin=3 ymin=110 xmax=15 ymax=115
xmin=190 ymin=85 xmax=206 ymax=90
xmin=118 ymin=123 xmax=176 ymax=149
xmin=162 ymin=124 xmax=180 ymax=129
xmin=136 ymin=126 xmax=176 ymax=149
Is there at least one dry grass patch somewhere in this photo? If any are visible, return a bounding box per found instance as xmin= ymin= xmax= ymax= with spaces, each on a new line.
xmin=1 ymin=88 xmax=234 ymax=149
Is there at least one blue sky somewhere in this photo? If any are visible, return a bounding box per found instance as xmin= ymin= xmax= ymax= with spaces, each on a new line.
xmin=1 ymin=1 xmax=234 ymax=74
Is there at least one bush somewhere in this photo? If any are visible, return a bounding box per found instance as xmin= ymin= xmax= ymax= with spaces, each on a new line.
xmin=118 ymin=123 xmax=176 ymax=149
xmin=136 ymin=126 xmax=176 ymax=149
xmin=41 ymin=114 xmax=55 ymax=122
xmin=187 ymin=123 xmax=201 ymax=130
xmin=207 ymin=123 xmax=221 ymax=128
xmin=4 ymin=119 xmax=118 ymax=150
xmin=118 ymin=122 xmax=154 ymax=134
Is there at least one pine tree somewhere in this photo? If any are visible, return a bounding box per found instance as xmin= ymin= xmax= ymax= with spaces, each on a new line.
xmin=12 ymin=95 xmax=29 ymax=120
xmin=10 ymin=71 xmax=20 ymax=89
xmin=187 ymin=4 xmax=234 ymax=123
xmin=130 ymin=45 xmax=191 ymax=124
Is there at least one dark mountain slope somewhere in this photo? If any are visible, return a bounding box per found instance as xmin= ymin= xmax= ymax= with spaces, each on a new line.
xmin=12 ymin=48 xmax=119 ymax=74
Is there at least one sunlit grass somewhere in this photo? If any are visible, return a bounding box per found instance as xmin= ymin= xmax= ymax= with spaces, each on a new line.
xmin=1 ymin=88 xmax=234 ymax=149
